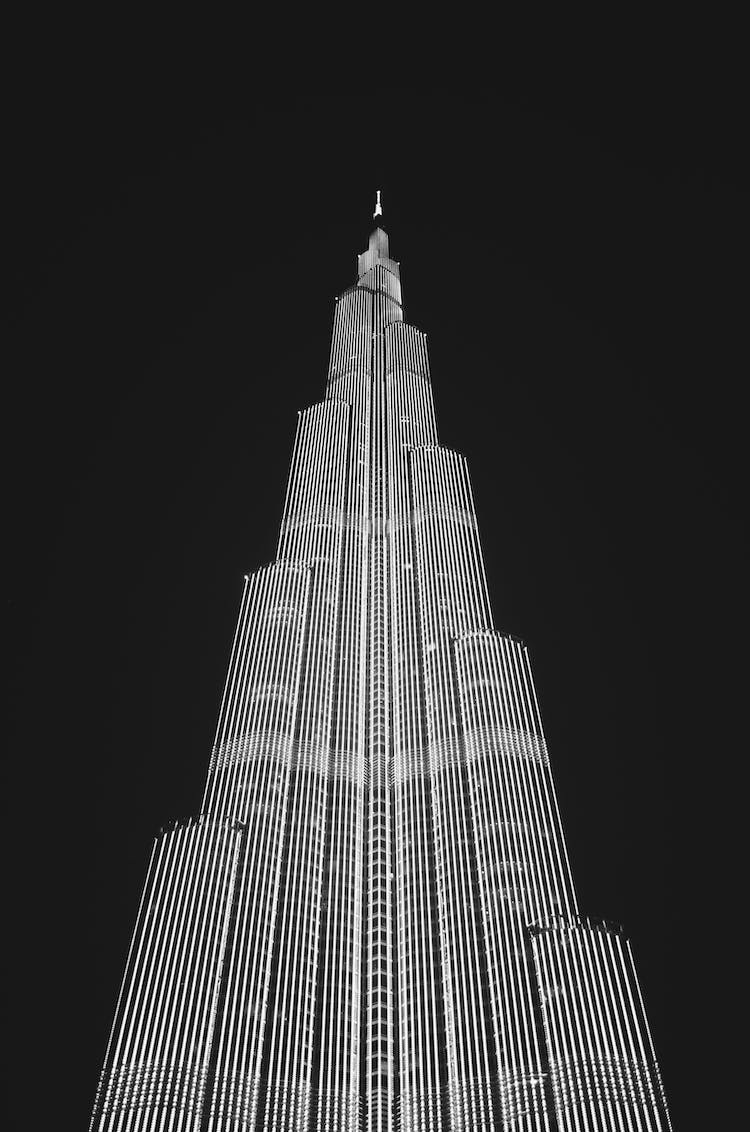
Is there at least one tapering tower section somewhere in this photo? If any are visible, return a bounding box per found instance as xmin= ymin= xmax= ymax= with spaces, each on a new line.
xmin=91 ymin=197 xmax=672 ymax=1132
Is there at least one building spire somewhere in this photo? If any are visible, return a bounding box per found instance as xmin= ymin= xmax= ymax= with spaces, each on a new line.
xmin=373 ymin=189 xmax=383 ymax=218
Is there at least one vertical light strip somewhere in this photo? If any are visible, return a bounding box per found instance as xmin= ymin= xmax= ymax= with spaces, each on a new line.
xmin=530 ymin=920 xmax=671 ymax=1132
xmin=407 ymin=443 xmax=496 ymax=1129
xmin=263 ymin=397 xmax=351 ymax=1132
xmin=203 ymin=560 xmax=311 ymax=1130
xmin=90 ymin=819 xmax=242 ymax=1131
xmin=385 ymin=319 xmax=444 ymax=1132
xmin=316 ymin=285 xmax=370 ymax=1132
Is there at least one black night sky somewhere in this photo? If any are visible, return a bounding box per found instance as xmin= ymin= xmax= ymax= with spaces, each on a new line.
xmin=6 ymin=47 xmax=745 ymax=1130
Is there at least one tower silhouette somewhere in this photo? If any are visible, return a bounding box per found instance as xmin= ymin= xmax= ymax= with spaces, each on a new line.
xmin=91 ymin=201 xmax=671 ymax=1132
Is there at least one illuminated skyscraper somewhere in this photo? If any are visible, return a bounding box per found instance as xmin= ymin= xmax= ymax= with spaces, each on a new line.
xmin=91 ymin=200 xmax=672 ymax=1132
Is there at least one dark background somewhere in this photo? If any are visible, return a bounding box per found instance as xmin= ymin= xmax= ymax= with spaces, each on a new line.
xmin=5 ymin=42 xmax=745 ymax=1130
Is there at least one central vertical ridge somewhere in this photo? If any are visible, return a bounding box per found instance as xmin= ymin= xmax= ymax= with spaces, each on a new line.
xmin=365 ymin=301 xmax=393 ymax=1132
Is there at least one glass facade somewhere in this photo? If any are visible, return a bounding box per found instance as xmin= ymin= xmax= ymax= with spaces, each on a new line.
xmin=91 ymin=217 xmax=672 ymax=1132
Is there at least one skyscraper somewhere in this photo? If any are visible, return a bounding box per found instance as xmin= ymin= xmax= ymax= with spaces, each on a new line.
xmin=91 ymin=200 xmax=672 ymax=1132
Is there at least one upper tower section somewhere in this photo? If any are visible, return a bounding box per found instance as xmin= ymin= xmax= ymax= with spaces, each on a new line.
xmin=356 ymin=192 xmax=402 ymax=307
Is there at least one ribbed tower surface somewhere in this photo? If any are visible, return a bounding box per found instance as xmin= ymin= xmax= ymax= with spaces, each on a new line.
xmin=90 ymin=208 xmax=672 ymax=1132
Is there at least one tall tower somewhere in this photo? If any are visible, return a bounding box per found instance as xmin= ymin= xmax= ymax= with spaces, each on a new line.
xmin=91 ymin=199 xmax=672 ymax=1132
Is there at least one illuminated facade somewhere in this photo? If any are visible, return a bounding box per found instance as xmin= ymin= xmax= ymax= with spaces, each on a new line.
xmin=91 ymin=206 xmax=672 ymax=1132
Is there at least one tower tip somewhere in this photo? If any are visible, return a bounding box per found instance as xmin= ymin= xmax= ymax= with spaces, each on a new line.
xmin=373 ymin=189 xmax=383 ymax=219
